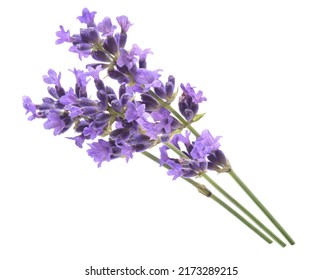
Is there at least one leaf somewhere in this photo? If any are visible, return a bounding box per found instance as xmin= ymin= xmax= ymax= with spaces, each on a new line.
xmin=192 ymin=112 xmax=206 ymax=123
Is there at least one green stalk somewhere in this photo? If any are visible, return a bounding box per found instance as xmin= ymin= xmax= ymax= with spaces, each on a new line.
xmin=141 ymin=151 xmax=272 ymax=244
xmin=148 ymin=90 xmax=292 ymax=246
xmin=164 ymin=142 xmax=286 ymax=247
xmin=228 ymin=169 xmax=295 ymax=245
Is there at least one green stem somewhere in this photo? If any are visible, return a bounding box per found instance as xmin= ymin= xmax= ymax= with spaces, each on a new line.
xmin=202 ymin=174 xmax=286 ymax=247
xmin=208 ymin=193 xmax=272 ymax=244
xmin=164 ymin=142 xmax=286 ymax=247
xmin=148 ymin=92 xmax=290 ymax=247
xmin=228 ymin=169 xmax=295 ymax=245
xmin=141 ymin=151 xmax=272 ymax=244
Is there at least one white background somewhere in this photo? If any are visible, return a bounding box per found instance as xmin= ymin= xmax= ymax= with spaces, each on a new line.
xmin=1 ymin=0 xmax=323 ymax=279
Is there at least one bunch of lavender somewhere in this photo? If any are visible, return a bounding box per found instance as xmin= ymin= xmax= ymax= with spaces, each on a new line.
xmin=23 ymin=8 xmax=294 ymax=247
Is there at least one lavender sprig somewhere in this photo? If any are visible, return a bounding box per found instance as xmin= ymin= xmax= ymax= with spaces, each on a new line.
xmin=22 ymin=8 xmax=294 ymax=246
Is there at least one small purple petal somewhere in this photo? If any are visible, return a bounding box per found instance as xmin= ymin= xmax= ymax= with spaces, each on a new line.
xmin=134 ymin=69 xmax=162 ymax=90
xmin=120 ymin=144 xmax=134 ymax=162
xmin=151 ymin=108 xmax=173 ymax=134
xmin=166 ymin=160 xmax=183 ymax=180
xmin=68 ymin=106 xmax=83 ymax=118
xmin=69 ymin=68 xmax=89 ymax=88
xmin=117 ymin=49 xmax=137 ymax=69
xmin=171 ymin=130 xmax=191 ymax=150
xmin=87 ymin=65 xmax=102 ymax=80
xmin=42 ymin=69 xmax=61 ymax=87
xmin=67 ymin=135 xmax=85 ymax=148
xmin=43 ymin=111 xmax=65 ymax=136
xmin=116 ymin=16 xmax=132 ymax=33
xmin=125 ymin=102 xmax=146 ymax=122
xmin=69 ymin=45 xmax=91 ymax=60
xmin=97 ymin=17 xmax=117 ymax=36
xmin=59 ymin=88 xmax=78 ymax=105
xmin=180 ymin=83 xmax=207 ymax=104
xmin=55 ymin=25 xmax=71 ymax=44
xmin=190 ymin=130 xmax=222 ymax=160
xmin=159 ymin=145 xmax=170 ymax=166
xmin=87 ymin=139 xmax=112 ymax=167
xmin=77 ymin=8 xmax=97 ymax=26
xmin=22 ymin=96 xmax=37 ymax=120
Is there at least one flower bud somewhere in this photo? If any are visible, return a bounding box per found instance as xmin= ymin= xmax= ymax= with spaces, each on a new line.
xmin=108 ymin=70 xmax=129 ymax=84
xmin=103 ymin=35 xmax=118 ymax=55
xmin=118 ymin=84 xmax=127 ymax=98
xmin=118 ymin=33 xmax=127 ymax=48
xmin=76 ymin=43 xmax=92 ymax=51
xmin=110 ymin=128 xmax=130 ymax=143
xmin=178 ymin=94 xmax=198 ymax=122
xmin=111 ymin=99 xmax=122 ymax=112
xmin=79 ymin=98 xmax=97 ymax=107
xmin=94 ymin=79 xmax=105 ymax=91
xmin=207 ymin=150 xmax=230 ymax=172
xmin=94 ymin=112 xmax=110 ymax=124
xmin=140 ymin=93 xmax=159 ymax=112
xmin=75 ymin=120 xmax=89 ymax=133
xmin=154 ymin=86 xmax=166 ymax=99
xmin=82 ymin=106 xmax=99 ymax=116
xmin=91 ymin=50 xmax=111 ymax=62
xmin=80 ymin=27 xmax=99 ymax=44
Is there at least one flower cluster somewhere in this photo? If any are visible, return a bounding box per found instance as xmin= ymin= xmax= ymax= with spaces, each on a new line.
xmin=23 ymin=8 xmax=211 ymax=171
xmin=22 ymin=8 xmax=295 ymax=247
xmin=160 ymin=130 xmax=230 ymax=179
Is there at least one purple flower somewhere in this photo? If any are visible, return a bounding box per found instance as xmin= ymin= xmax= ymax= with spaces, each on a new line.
xmin=166 ymin=160 xmax=183 ymax=180
xmin=68 ymin=106 xmax=83 ymax=118
xmin=180 ymin=83 xmax=206 ymax=104
xmin=97 ymin=17 xmax=116 ymax=36
xmin=134 ymin=44 xmax=152 ymax=61
xmin=59 ymin=88 xmax=78 ymax=105
xmin=22 ymin=96 xmax=37 ymax=120
xmin=117 ymin=48 xmax=138 ymax=69
xmin=67 ymin=135 xmax=86 ymax=148
xmin=171 ymin=130 xmax=191 ymax=150
xmin=43 ymin=69 xmax=61 ymax=87
xmin=87 ymin=65 xmax=102 ymax=80
xmin=190 ymin=130 xmax=221 ymax=160
xmin=69 ymin=45 xmax=91 ymax=60
xmin=134 ymin=69 xmax=162 ymax=90
xmin=69 ymin=68 xmax=89 ymax=88
xmin=119 ymin=143 xmax=134 ymax=162
xmin=77 ymin=8 xmax=97 ymax=27
xmin=43 ymin=111 xmax=65 ymax=135
xmin=87 ymin=139 xmax=112 ymax=167
xmin=159 ymin=145 xmax=169 ymax=166
xmin=82 ymin=118 xmax=106 ymax=139
xmin=178 ymin=83 xmax=206 ymax=122
xmin=125 ymin=102 xmax=146 ymax=122
xmin=136 ymin=117 xmax=160 ymax=140
xmin=116 ymin=16 xmax=132 ymax=33
xmin=55 ymin=25 xmax=71 ymax=44
xmin=151 ymin=108 xmax=173 ymax=134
